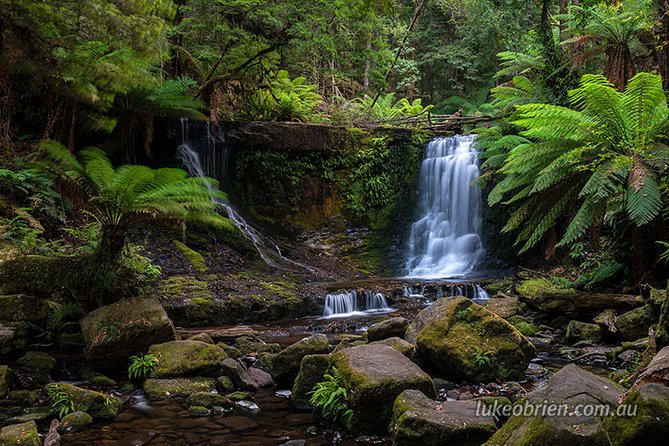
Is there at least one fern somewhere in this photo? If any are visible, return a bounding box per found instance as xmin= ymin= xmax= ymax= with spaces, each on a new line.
xmin=308 ymin=367 xmax=353 ymax=429
xmin=46 ymin=384 xmax=76 ymax=419
xmin=128 ymin=354 xmax=159 ymax=381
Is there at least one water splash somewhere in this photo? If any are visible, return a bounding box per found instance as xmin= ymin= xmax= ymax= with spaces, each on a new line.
xmin=405 ymin=135 xmax=485 ymax=278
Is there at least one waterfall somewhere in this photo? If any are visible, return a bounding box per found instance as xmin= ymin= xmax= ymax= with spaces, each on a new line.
xmin=405 ymin=135 xmax=485 ymax=279
xmin=321 ymin=290 xmax=393 ymax=318
xmin=176 ymin=119 xmax=316 ymax=273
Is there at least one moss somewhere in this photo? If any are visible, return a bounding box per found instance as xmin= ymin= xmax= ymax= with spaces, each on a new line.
xmin=57 ymin=383 xmax=122 ymax=419
xmin=291 ymin=354 xmax=331 ymax=409
xmin=507 ymin=316 xmax=539 ymax=336
xmin=187 ymin=392 xmax=233 ymax=409
xmin=60 ymin=411 xmax=93 ymax=432
xmin=188 ymin=405 xmax=210 ymax=417
xmin=17 ymin=351 xmax=56 ymax=374
xmin=0 ymin=420 xmax=40 ymax=446
xmin=172 ymin=240 xmax=208 ymax=273
xmin=144 ymin=377 xmax=216 ymax=400
xmin=516 ymin=278 xmax=576 ymax=298
xmin=148 ymin=340 xmax=228 ymax=378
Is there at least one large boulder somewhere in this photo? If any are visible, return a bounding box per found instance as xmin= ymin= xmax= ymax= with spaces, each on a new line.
xmin=56 ymin=383 xmax=122 ymax=419
xmin=634 ymin=345 xmax=669 ymax=387
xmin=370 ymin=337 xmax=418 ymax=362
xmin=406 ymin=297 xmax=535 ymax=382
xmin=291 ymin=354 xmax=331 ymax=409
xmin=484 ymin=364 xmax=622 ymax=446
xmin=148 ymin=340 xmax=227 ymax=378
xmin=600 ymin=383 xmax=669 ymax=445
xmin=615 ymin=304 xmax=657 ymax=341
xmin=80 ymin=297 xmax=178 ymax=369
xmin=391 ymin=389 xmax=497 ymax=446
xmin=0 ymin=294 xmax=50 ymax=323
xmin=566 ymin=320 xmax=602 ymax=344
xmin=144 ymin=377 xmax=216 ymax=400
xmin=0 ymin=421 xmax=40 ymax=446
xmin=262 ymin=334 xmax=329 ymax=383
xmin=220 ymin=358 xmax=259 ymax=391
xmin=332 ymin=344 xmax=435 ymax=433
xmin=17 ymin=351 xmax=57 ymax=374
xmin=367 ymin=318 xmax=408 ymax=342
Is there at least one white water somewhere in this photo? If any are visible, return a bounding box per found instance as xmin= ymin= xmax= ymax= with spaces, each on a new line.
xmin=176 ymin=119 xmax=316 ymax=273
xmin=321 ymin=290 xmax=394 ymax=319
xmin=405 ymin=135 xmax=485 ymax=279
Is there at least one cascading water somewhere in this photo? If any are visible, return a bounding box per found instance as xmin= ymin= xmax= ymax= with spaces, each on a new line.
xmin=405 ymin=135 xmax=485 ymax=279
xmin=176 ymin=119 xmax=316 ymax=273
xmin=321 ymin=290 xmax=393 ymax=318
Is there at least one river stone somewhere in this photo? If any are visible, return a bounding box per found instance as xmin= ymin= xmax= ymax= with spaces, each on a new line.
xmin=291 ymin=354 xmax=331 ymax=409
xmin=187 ymin=392 xmax=234 ymax=410
xmin=187 ymin=333 xmax=214 ymax=344
xmin=149 ymin=340 xmax=227 ymax=378
xmin=0 ymin=366 xmax=11 ymax=398
xmin=207 ymin=326 xmax=259 ymax=343
xmin=60 ymin=411 xmax=93 ymax=433
xmin=332 ymin=344 xmax=435 ymax=433
xmin=370 ymin=337 xmax=418 ymax=362
xmin=0 ymin=294 xmax=50 ymax=323
xmin=221 ymin=358 xmax=259 ymax=391
xmin=144 ymin=377 xmax=216 ymax=400
xmin=485 ymin=296 xmax=520 ymax=319
xmin=17 ymin=351 xmax=57 ymax=374
xmin=615 ymin=304 xmax=657 ymax=341
xmin=367 ymin=317 xmax=408 ymax=342
xmin=234 ymin=336 xmax=281 ymax=355
xmin=0 ymin=420 xmax=40 ymax=446
xmin=600 ymin=383 xmax=669 ymax=445
xmin=391 ymin=389 xmax=497 ymax=446
xmin=263 ymin=334 xmax=330 ymax=383
xmin=80 ymin=297 xmax=178 ymax=369
xmin=634 ymin=345 xmax=669 ymax=387
xmin=566 ymin=320 xmax=602 ymax=344
xmin=56 ymin=383 xmax=122 ymax=419
xmin=247 ymin=367 xmax=274 ymax=387
xmin=407 ymin=297 xmax=535 ymax=382
xmin=484 ymin=364 xmax=622 ymax=446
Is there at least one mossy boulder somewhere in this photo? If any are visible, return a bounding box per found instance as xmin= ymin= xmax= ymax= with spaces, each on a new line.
xmin=485 ymin=297 xmax=520 ymax=319
xmin=187 ymin=392 xmax=234 ymax=410
xmin=0 ymin=366 xmax=12 ymax=398
xmin=367 ymin=317 xmax=408 ymax=342
xmin=407 ymin=297 xmax=535 ymax=382
xmin=484 ymin=364 xmax=622 ymax=446
xmin=566 ymin=321 xmax=602 ymax=344
xmin=371 ymin=337 xmax=418 ymax=362
xmin=60 ymin=411 xmax=93 ymax=433
xmin=291 ymin=354 xmax=331 ymax=410
xmin=144 ymin=377 xmax=216 ymax=400
xmin=0 ymin=294 xmax=50 ymax=323
xmin=615 ymin=304 xmax=657 ymax=341
xmin=263 ymin=334 xmax=330 ymax=383
xmin=391 ymin=389 xmax=497 ymax=446
xmin=332 ymin=344 xmax=435 ymax=433
xmin=148 ymin=340 xmax=227 ymax=378
xmin=80 ymin=297 xmax=178 ymax=369
xmin=599 ymin=383 xmax=669 ymax=445
xmin=57 ymin=383 xmax=122 ymax=419
xmin=17 ymin=351 xmax=57 ymax=374
xmin=187 ymin=333 xmax=214 ymax=344
xmin=0 ymin=420 xmax=40 ymax=446
xmin=234 ymin=336 xmax=281 ymax=355
xmin=506 ymin=316 xmax=538 ymax=336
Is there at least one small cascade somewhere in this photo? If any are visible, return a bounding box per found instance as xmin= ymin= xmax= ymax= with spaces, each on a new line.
xmin=177 ymin=119 xmax=316 ymax=273
xmin=321 ymin=290 xmax=394 ymax=318
xmin=405 ymin=135 xmax=485 ymax=278
xmin=402 ymin=283 xmax=490 ymax=304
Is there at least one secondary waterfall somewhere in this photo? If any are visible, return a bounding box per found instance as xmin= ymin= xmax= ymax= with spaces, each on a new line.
xmin=176 ymin=119 xmax=315 ymax=273
xmin=321 ymin=290 xmax=393 ymax=318
xmin=405 ymin=135 xmax=485 ymax=278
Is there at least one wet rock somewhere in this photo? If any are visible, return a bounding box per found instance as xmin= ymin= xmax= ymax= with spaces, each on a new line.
xmin=234 ymin=336 xmax=281 ymax=355
xmin=187 ymin=333 xmax=214 ymax=344
xmin=187 ymin=392 xmax=233 ymax=410
xmin=291 ymin=354 xmax=331 ymax=409
xmin=0 ymin=365 xmax=12 ymax=398
xmin=148 ymin=340 xmax=227 ymax=378
xmin=144 ymin=377 xmax=216 ymax=400
xmin=615 ymin=304 xmax=657 ymax=341
xmin=80 ymin=297 xmax=178 ymax=369
xmin=600 ymin=383 xmax=669 ymax=445
xmin=262 ymin=334 xmax=330 ymax=383
xmin=566 ymin=320 xmax=602 ymax=344
xmin=217 ymin=343 xmax=243 ymax=359
xmin=0 ymin=420 xmax=40 ymax=446
xmin=215 ymin=376 xmax=235 ymax=393
xmin=332 ymin=344 xmax=435 ymax=433
xmin=56 ymin=383 xmax=122 ymax=419
xmin=236 ymin=400 xmax=260 ymax=413
xmin=247 ymin=367 xmax=273 ymax=387
xmin=188 ymin=405 xmax=210 ymax=417
xmin=60 ymin=411 xmax=93 ymax=432
xmin=406 ymin=297 xmax=535 ymax=382
xmin=391 ymin=389 xmax=496 ymax=446
xmin=367 ymin=318 xmax=408 ymax=342
xmin=485 ymin=297 xmax=520 ymax=319
xmin=17 ymin=351 xmax=57 ymax=374
xmin=0 ymin=294 xmax=50 ymax=323
xmin=484 ymin=364 xmax=622 ymax=446
xmin=275 ymin=390 xmax=292 ymax=398
xmin=221 ymin=358 xmax=259 ymax=391
xmin=370 ymin=337 xmax=417 ymax=362
xmin=634 ymin=345 xmax=669 ymax=387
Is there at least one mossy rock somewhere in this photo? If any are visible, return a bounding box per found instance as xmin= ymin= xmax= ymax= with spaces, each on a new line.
xmin=408 ymin=297 xmax=536 ymax=382
xmin=187 ymin=392 xmax=234 ymax=410
xmin=187 ymin=405 xmax=210 ymax=417
xmin=506 ymin=316 xmax=539 ymax=337
xmin=367 ymin=317 xmax=408 ymax=342
xmin=0 ymin=366 xmax=12 ymax=398
xmin=144 ymin=378 xmax=216 ymax=400
xmin=17 ymin=351 xmax=56 ymax=374
xmin=215 ymin=376 xmax=235 ymax=393
xmin=234 ymin=336 xmax=281 ymax=355
xmin=148 ymin=340 xmax=228 ymax=378
xmin=60 ymin=411 xmax=93 ymax=433
xmin=80 ymin=297 xmax=178 ymax=369
xmin=264 ymin=334 xmax=330 ymax=383
xmin=8 ymin=390 xmax=41 ymax=406
xmin=56 ymin=383 xmax=122 ymax=419
xmin=187 ymin=333 xmax=214 ymax=344
xmin=370 ymin=337 xmax=418 ymax=362
xmin=615 ymin=304 xmax=657 ymax=341
xmin=485 ymin=297 xmax=520 ymax=319
xmin=599 ymin=383 xmax=669 ymax=445
xmin=173 ymin=240 xmax=208 ymax=273
xmin=221 ymin=358 xmax=259 ymax=391
xmin=391 ymin=389 xmax=497 ymax=446
xmin=291 ymin=354 xmax=331 ymax=410
xmin=0 ymin=420 xmax=40 ymax=446
xmin=566 ymin=321 xmax=603 ymax=344
xmin=0 ymin=295 xmax=50 ymax=323
xmin=332 ymin=344 xmax=435 ymax=433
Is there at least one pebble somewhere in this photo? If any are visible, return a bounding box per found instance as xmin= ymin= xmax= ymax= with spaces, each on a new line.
xmin=275 ymin=390 xmax=292 ymax=398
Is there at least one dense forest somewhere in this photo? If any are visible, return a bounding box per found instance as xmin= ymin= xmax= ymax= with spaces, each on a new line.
xmin=1 ymin=0 xmax=669 ymax=445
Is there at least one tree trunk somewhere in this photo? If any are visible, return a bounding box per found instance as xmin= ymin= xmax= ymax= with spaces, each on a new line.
xmin=605 ymin=41 xmax=636 ymax=90
xmin=655 ymin=0 xmax=669 ymax=88
xmin=95 ymin=225 xmax=127 ymax=265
